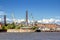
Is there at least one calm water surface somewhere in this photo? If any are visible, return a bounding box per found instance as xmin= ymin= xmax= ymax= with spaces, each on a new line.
xmin=0 ymin=32 xmax=60 ymax=40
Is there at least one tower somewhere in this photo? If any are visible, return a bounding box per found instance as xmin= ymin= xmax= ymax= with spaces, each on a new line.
xmin=26 ymin=10 xmax=28 ymax=26
xmin=4 ymin=15 xmax=6 ymax=26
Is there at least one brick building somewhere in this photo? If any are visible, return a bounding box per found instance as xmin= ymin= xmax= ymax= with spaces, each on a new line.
xmin=36 ymin=23 xmax=58 ymax=29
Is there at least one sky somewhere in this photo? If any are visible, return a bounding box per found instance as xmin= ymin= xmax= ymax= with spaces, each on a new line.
xmin=0 ymin=0 xmax=60 ymax=23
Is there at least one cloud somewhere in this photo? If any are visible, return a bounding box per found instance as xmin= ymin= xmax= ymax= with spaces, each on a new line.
xmin=38 ymin=18 xmax=60 ymax=24
xmin=55 ymin=19 xmax=60 ymax=23
xmin=0 ymin=18 xmax=60 ymax=24
xmin=17 ymin=19 xmax=30 ymax=23
xmin=0 ymin=18 xmax=12 ymax=22
xmin=6 ymin=18 xmax=12 ymax=21
xmin=17 ymin=19 xmax=25 ymax=23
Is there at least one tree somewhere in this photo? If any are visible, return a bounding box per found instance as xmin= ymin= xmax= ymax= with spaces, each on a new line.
xmin=32 ymin=26 xmax=38 ymax=30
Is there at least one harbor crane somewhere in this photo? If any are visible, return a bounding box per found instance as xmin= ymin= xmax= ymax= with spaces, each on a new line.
xmin=11 ymin=12 xmax=17 ymax=24
xmin=30 ymin=13 xmax=35 ymax=26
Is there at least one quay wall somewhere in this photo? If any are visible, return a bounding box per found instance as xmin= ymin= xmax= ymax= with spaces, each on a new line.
xmin=7 ymin=29 xmax=34 ymax=32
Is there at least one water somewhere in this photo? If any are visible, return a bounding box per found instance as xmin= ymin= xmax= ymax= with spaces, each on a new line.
xmin=0 ymin=32 xmax=60 ymax=40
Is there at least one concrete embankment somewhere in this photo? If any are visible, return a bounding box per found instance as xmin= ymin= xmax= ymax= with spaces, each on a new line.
xmin=7 ymin=29 xmax=34 ymax=32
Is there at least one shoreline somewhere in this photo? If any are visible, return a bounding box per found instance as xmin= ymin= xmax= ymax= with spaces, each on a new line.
xmin=0 ymin=29 xmax=60 ymax=32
